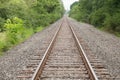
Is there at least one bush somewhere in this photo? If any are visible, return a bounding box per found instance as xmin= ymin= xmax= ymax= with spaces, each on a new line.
xmin=104 ymin=12 xmax=120 ymax=32
xmin=4 ymin=17 xmax=25 ymax=45
xmin=70 ymin=0 xmax=120 ymax=36
xmin=0 ymin=17 xmax=35 ymax=53
xmin=90 ymin=8 xmax=106 ymax=27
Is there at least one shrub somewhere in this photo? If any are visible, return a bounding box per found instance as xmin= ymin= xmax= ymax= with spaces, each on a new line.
xmin=4 ymin=17 xmax=26 ymax=45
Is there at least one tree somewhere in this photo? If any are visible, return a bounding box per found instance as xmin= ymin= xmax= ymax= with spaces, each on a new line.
xmin=70 ymin=0 xmax=120 ymax=35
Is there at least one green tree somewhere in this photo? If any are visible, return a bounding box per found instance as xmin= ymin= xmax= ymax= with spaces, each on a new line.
xmin=0 ymin=0 xmax=64 ymax=54
xmin=70 ymin=0 xmax=120 ymax=35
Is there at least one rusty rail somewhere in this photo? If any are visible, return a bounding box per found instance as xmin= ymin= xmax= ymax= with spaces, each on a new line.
xmin=31 ymin=19 xmax=63 ymax=80
xmin=67 ymin=18 xmax=99 ymax=80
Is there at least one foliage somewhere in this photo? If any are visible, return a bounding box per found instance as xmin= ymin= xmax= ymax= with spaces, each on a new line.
xmin=0 ymin=0 xmax=64 ymax=54
xmin=0 ymin=17 xmax=34 ymax=52
xmin=4 ymin=17 xmax=26 ymax=45
xmin=69 ymin=2 xmax=80 ymax=20
xmin=70 ymin=0 xmax=120 ymax=36
xmin=0 ymin=0 xmax=64 ymax=29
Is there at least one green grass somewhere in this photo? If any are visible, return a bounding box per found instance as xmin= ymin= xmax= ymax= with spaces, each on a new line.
xmin=0 ymin=32 xmax=6 ymax=42
xmin=97 ymin=27 xmax=120 ymax=37
xmin=0 ymin=32 xmax=7 ymax=54
xmin=35 ymin=26 xmax=44 ymax=33
xmin=0 ymin=26 xmax=44 ymax=56
xmin=114 ymin=32 xmax=120 ymax=37
xmin=0 ymin=32 xmax=9 ymax=55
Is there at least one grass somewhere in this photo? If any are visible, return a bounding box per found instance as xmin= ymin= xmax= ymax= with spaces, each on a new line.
xmin=114 ymin=32 xmax=120 ymax=37
xmin=0 ymin=32 xmax=6 ymax=42
xmin=0 ymin=26 xmax=44 ymax=56
xmin=35 ymin=26 xmax=44 ymax=33
xmin=0 ymin=32 xmax=6 ymax=55
xmin=97 ymin=27 xmax=120 ymax=37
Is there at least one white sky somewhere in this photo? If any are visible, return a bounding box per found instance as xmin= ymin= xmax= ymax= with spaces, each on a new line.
xmin=62 ymin=0 xmax=79 ymax=10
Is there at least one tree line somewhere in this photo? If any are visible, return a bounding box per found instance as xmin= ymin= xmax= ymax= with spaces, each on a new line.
xmin=0 ymin=0 xmax=64 ymax=54
xmin=70 ymin=0 xmax=120 ymax=36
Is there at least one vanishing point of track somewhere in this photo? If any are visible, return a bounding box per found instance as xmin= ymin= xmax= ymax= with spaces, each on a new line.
xmin=32 ymin=17 xmax=98 ymax=80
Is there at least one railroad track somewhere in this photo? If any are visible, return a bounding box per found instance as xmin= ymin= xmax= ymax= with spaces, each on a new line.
xmin=18 ymin=17 xmax=112 ymax=80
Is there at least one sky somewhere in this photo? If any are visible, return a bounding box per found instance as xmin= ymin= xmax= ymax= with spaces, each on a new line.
xmin=62 ymin=0 xmax=79 ymax=10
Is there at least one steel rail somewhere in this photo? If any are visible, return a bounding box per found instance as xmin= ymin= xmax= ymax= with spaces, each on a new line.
xmin=31 ymin=19 xmax=63 ymax=80
xmin=67 ymin=18 xmax=99 ymax=80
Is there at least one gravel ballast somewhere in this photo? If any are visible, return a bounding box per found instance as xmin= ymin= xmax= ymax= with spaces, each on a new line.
xmin=69 ymin=18 xmax=120 ymax=79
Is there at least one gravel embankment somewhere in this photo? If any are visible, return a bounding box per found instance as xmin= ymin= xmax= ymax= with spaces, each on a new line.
xmin=69 ymin=18 xmax=120 ymax=79
xmin=0 ymin=19 xmax=62 ymax=80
